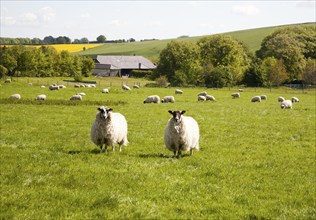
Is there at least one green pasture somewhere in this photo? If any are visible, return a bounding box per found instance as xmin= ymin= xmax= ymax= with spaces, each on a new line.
xmin=1 ymin=77 xmax=315 ymax=219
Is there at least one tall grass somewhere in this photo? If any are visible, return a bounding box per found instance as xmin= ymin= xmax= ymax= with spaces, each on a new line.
xmin=1 ymin=78 xmax=315 ymax=219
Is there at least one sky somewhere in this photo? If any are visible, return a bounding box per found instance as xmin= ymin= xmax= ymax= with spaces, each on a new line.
xmin=0 ymin=0 xmax=315 ymax=41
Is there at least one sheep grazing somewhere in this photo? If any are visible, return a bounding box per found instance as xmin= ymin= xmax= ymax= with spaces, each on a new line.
xmin=231 ymin=93 xmax=240 ymax=98
xmin=9 ymin=94 xmax=21 ymax=100
xmin=78 ymin=92 xmax=86 ymax=96
xmin=144 ymin=95 xmax=160 ymax=104
xmin=5 ymin=78 xmax=11 ymax=83
xmin=49 ymin=85 xmax=59 ymax=90
xmin=260 ymin=95 xmax=267 ymax=100
xmin=278 ymin=96 xmax=285 ymax=102
xmin=281 ymin=100 xmax=292 ymax=109
xmin=74 ymin=84 xmax=81 ymax=88
xmin=175 ymin=89 xmax=183 ymax=94
xmin=198 ymin=91 xmax=207 ymax=96
xmin=90 ymin=106 xmax=128 ymax=153
xmin=206 ymin=95 xmax=216 ymax=101
xmin=58 ymin=85 xmax=66 ymax=89
xmin=133 ymin=84 xmax=140 ymax=89
xmin=36 ymin=94 xmax=46 ymax=101
xmin=238 ymin=89 xmax=244 ymax=92
xmin=40 ymin=85 xmax=46 ymax=88
xmin=70 ymin=94 xmax=82 ymax=101
xmin=198 ymin=95 xmax=206 ymax=101
xmin=161 ymin=96 xmax=175 ymax=103
xmin=251 ymin=96 xmax=261 ymax=102
xmin=122 ymin=84 xmax=131 ymax=90
xmin=164 ymin=110 xmax=200 ymax=158
xmin=292 ymin=97 xmax=299 ymax=103
xmin=102 ymin=88 xmax=109 ymax=93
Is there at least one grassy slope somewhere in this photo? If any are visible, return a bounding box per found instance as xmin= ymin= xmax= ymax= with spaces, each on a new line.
xmin=1 ymin=78 xmax=315 ymax=219
xmin=78 ymin=23 xmax=315 ymax=61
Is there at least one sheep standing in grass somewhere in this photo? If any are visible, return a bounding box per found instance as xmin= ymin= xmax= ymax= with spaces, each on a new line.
xmin=9 ymin=94 xmax=21 ymax=100
xmin=175 ymin=89 xmax=183 ymax=94
xmin=70 ymin=94 xmax=82 ymax=101
xmin=36 ymin=94 xmax=46 ymax=100
xmin=260 ymin=95 xmax=267 ymax=100
xmin=122 ymin=84 xmax=131 ymax=90
xmin=144 ymin=95 xmax=160 ymax=104
xmin=5 ymin=79 xmax=11 ymax=83
xmin=164 ymin=110 xmax=199 ymax=158
xmin=292 ymin=97 xmax=299 ymax=102
xmin=198 ymin=95 xmax=206 ymax=101
xmin=231 ymin=93 xmax=240 ymax=98
xmin=281 ymin=100 xmax=292 ymax=109
xmin=161 ymin=96 xmax=175 ymax=103
xmin=198 ymin=91 xmax=207 ymax=96
xmin=133 ymin=84 xmax=140 ymax=89
xmin=278 ymin=96 xmax=285 ymax=102
xmin=102 ymin=88 xmax=109 ymax=93
xmin=251 ymin=96 xmax=261 ymax=102
xmin=206 ymin=95 xmax=216 ymax=101
xmin=91 ymin=106 xmax=128 ymax=153
xmin=49 ymin=85 xmax=59 ymax=90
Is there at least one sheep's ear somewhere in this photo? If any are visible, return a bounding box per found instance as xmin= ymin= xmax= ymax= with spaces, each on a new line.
xmin=168 ymin=110 xmax=173 ymax=115
xmin=181 ymin=111 xmax=186 ymax=115
xmin=107 ymin=108 xmax=113 ymax=112
xmin=97 ymin=107 xmax=102 ymax=111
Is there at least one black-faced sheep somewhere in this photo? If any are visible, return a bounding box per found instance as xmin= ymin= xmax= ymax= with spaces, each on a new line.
xmin=231 ymin=93 xmax=240 ymax=98
xmin=281 ymin=100 xmax=292 ymax=109
xmin=292 ymin=97 xmax=299 ymax=102
xmin=251 ymin=96 xmax=261 ymax=102
xmin=161 ymin=96 xmax=175 ymax=103
xmin=90 ymin=106 xmax=128 ymax=153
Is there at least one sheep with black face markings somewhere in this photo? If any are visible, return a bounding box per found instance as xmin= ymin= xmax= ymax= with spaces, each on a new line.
xmin=91 ymin=106 xmax=128 ymax=153
xmin=281 ymin=100 xmax=292 ymax=109
xmin=164 ymin=110 xmax=200 ymax=158
xmin=161 ymin=96 xmax=175 ymax=103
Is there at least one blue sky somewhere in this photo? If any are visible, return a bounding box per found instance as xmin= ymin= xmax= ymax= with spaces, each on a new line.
xmin=0 ymin=1 xmax=315 ymax=41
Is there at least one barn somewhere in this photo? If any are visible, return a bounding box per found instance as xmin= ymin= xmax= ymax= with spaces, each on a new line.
xmin=92 ymin=55 xmax=156 ymax=77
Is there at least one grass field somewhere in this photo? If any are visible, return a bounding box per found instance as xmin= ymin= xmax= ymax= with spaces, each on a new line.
xmin=1 ymin=77 xmax=315 ymax=219
xmin=77 ymin=23 xmax=315 ymax=61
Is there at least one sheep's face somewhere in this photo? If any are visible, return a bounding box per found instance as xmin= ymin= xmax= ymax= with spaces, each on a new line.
xmin=98 ymin=106 xmax=112 ymax=120
xmin=168 ymin=110 xmax=186 ymax=124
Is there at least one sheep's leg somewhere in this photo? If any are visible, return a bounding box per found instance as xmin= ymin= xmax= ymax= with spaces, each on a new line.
xmin=177 ymin=150 xmax=182 ymax=158
xmin=173 ymin=151 xmax=177 ymax=158
xmin=112 ymin=145 xmax=115 ymax=152
xmin=104 ymin=145 xmax=108 ymax=153
xmin=100 ymin=145 xmax=103 ymax=153
xmin=119 ymin=145 xmax=122 ymax=152
xmin=190 ymin=148 xmax=193 ymax=156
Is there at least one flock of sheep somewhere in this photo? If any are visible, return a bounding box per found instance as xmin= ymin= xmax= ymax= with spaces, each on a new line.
xmin=6 ymin=80 xmax=301 ymax=157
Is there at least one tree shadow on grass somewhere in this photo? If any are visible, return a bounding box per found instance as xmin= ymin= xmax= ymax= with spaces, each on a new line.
xmin=138 ymin=153 xmax=186 ymax=159
xmin=67 ymin=149 xmax=101 ymax=154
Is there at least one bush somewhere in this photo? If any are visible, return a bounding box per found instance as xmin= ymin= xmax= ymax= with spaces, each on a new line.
xmin=130 ymin=70 xmax=153 ymax=78
xmin=155 ymin=75 xmax=169 ymax=87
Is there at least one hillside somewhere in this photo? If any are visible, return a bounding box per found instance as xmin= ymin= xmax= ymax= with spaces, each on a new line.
xmin=77 ymin=22 xmax=315 ymax=61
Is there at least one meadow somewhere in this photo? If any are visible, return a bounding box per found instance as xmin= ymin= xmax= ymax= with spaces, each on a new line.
xmin=1 ymin=77 xmax=315 ymax=219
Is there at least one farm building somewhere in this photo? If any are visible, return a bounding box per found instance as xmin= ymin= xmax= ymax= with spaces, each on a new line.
xmin=92 ymin=55 xmax=156 ymax=77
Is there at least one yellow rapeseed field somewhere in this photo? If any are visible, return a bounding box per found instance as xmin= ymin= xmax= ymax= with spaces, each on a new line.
xmin=2 ymin=44 xmax=103 ymax=53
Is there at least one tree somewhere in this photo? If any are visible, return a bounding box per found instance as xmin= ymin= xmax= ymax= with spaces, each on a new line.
xmin=0 ymin=65 xmax=8 ymax=78
xmin=80 ymin=37 xmax=89 ymax=44
xmin=242 ymin=58 xmax=266 ymax=87
xmin=0 ymin=48 xmax=17 ymax=76
xmin=261 ymin=57 xmax=288 ymax=86
xmin=43 ymin=36 xmax=55 ymax=44
xmin=203 ymin=65 xmax=233 ymax=88
xmin=81 ymin=56 xmax=95 ymax=77
xmin=97 ymin=35 xmax=106 ymax=43
xmin=198 ymin=34 xmax=250 ymax=85
xmin=302 ymin=58 xmax=316 ymax=85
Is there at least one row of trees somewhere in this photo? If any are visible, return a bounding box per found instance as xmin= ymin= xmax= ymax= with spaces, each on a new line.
xmin=0 ymin=45 xmax=95 ymax=81
xmin=155 ymin=25 xmax=316 ymax=87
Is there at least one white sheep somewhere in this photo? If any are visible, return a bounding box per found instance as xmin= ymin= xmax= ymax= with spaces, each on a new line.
xmin=144 ymin=95 xmax=160 ymax=104
xmin=122 ymin=84 xmax=131 ymax=90
xmin=58 ymin=85 xmax=66 ymax=89
xmin=205 ymin=95 xmax=216 ymax=101
xmin=49 ymin=85 xmax=59 ymax=90
xmin=161 ymin=96 xmax=175 ymax=103
xmin=260 ymin=95 xmax=267 ymax=100
xmin=231 ymin=93 xmax=240 ymax=98
xmin=278 ymin=96 xmax=285 ymax=102
xmin=70 ymin=94 xmax=82 ymax=101
xmin=198 ymin=95 xmax=206 ymax=101
xmin=133 ymin=84 xmax=140 ymax=89
xmin=175 ymin=89 xmax=183 ymax=94
xmin=238 ymin=89 xmax=244 ymax=92
xmin=198 ymin=91 xmax=207 ymax=96
xmin=74 ymin=84 xmax=81 ymax=88
xmin=5 ymin=78 xmax=11 ymax=83
xmin=102 ymin=88 xmax=109 ymax=93
xmin=251 ymin=96 xmax=261 ymax=102
xmin=291 ymin=97 xmax=299 ymax=102
xmin=281 ymin=100 xmax=292 ymax=109
xmin=40 ymin=85 xmax=46 ymax=88
xmin=9 ymin=94 xmax=21 ymax=100
xmin=91 ymin=106 xmax=128 ymax=153
xmin=36 ymin=94 xmax=46 ymax=101
xmin=78 ymin=92 xmax=86 ymax=96
xmin=164 ymin=110 xmax=200 ymax=158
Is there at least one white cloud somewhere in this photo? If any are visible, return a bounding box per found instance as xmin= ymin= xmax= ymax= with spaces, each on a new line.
xmin=80 ymin=13 xmax=90 ymax=18
xmin=109 ymin=20 xmax=127 ymax=26
xmin=232 ymin=5 xmax=260 ymax=15
xmin=1 ymin=16 xmax=16 ymax=26
xmin=296 ymin=1 xmax=316 ymax=8
xmin=145 ymin=21 xmax=162 ymax=27
xmin=37 ymin=6 xmax=56 ymax=23
xmin=18 ymin=13 xmax=39 ymax=26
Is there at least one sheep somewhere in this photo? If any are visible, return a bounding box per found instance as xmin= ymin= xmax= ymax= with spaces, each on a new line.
xmin=122 ymin=84 xmax=131 ymax=90
xmin=40 ymin=85 xmax=46 ymax=88
xmin=281 ymin=100 xmax=292 ymax=109
xmin=70 ymin=94 xmax=82 ymax=101
xmin=36 ymin=94 xmax=46 ymax=101
xmin=58 ymin=85 xmax=66 ymax=89
xmin=164 ymin=110 xmax=199 ymax=158
xmin=90 ymin=106 xmax=128 ymax=153
xmin=74 ymin=84 xmax=81 ymax=88
xmin=198 ymin=95 xmax=206 ymax=101
xmin=78 ymin=92 xmax=86 ymax=96
xmin=175 ymin=89 xmax=183 ymax=94
xmin=278 ymin=96 xmax=285 ymax=102
xmin=133 ymin=84 xmax=140 ymax=89
xmin=161 ymin=96 xmax=175 ymax=103
xmin=102 ymin=88 xmax=109 ymax=93
xmin=260 ymin=95 xmax=267 ymax=100
xmin=49 ymin=85 xmax=59 ymax=90
xmin=251 ymin=96 xmax=261 ymax=102
xmin=9 ymin=94 xmax=21 ymax=100
xmin=144 ymin=95 xmax=160 ymax=104
xmin=238 ymin=89 xmax=244 ymax=92
xmin=231 ymin=93 xmax=240 ymax=98
xmin=198 ymin=91 xmax=207 ymax=96
xmin=5 ymin=78 xmax=11 ymax=83
xmin=292 ymin=97 xmax=299 ymax=103
xmin=205 ymin=95 xmax=216 ymax=101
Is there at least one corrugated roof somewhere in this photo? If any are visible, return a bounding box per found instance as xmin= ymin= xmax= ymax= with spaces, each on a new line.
xmin=96 ymin=55 xmax=156 ymax=70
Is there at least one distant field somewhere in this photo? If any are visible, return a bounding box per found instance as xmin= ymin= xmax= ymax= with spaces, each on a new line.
xmin=2 ymin=44 xmax=104 ymax=53
xmin=77 ymin=22 xmax=315 ymax=61
xmin=1 ymin=77 xmax=315 ymax=219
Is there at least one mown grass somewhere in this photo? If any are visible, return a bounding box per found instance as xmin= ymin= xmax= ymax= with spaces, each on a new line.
xmin=1 ymin=78 xmax=315 ymax=219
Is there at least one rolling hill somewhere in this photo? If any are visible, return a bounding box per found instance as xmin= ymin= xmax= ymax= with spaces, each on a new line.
xmin=77 ymin=22 xmax=315 ymax=61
